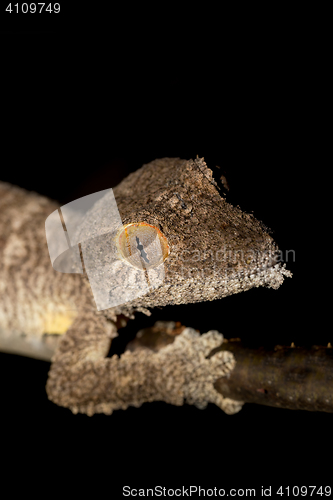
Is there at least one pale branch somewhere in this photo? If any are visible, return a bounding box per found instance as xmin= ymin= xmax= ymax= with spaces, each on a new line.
xmin=0 ymin=326 xmax=59 ymax=361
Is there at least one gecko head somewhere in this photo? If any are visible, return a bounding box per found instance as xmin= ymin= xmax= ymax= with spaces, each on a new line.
xmin=109 ymin=157 xmax=291 ymax=311
xmin=49 ymin=157 xmax=291 ymax=313
xmin=46 ymin=157 xmax=289 ymax=314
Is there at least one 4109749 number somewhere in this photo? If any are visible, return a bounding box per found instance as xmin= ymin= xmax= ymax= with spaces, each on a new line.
xmin=6 ymin=3 xmax=60 ymax=13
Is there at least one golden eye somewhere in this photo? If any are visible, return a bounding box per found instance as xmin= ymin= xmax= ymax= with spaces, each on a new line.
xmin=116 ymin=222 xmax=170 ymax=270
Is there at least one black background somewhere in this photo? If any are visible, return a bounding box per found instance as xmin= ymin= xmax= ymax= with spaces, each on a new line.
xmin=0 ymin=30 xmax=327 ymax=493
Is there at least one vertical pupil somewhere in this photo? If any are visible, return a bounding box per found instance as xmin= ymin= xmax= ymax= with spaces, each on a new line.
xmin=136 ymin=236 xmax=149 ymax=263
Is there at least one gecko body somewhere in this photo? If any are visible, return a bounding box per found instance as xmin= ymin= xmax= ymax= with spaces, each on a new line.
xmin=0 ymin=158 xmax=291 ymax=415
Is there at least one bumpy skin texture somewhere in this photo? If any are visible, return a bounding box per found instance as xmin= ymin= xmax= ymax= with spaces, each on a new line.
xmin=0 ymin=158 xmax=290 ymax=416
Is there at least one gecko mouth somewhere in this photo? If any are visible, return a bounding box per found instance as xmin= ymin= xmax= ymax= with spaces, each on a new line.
xmin=245 ymin=252 xmax=284 ymax=275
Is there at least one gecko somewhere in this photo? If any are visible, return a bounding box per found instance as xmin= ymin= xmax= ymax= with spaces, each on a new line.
xmin=0 ymin=157 xmax=291 ymax=416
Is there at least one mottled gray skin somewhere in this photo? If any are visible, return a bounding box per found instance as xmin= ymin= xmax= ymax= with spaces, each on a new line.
xmin=0 ymin=158 xmax=291 ymax=416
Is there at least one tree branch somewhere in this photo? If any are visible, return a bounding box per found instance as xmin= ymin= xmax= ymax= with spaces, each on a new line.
xmin=126 ymin=322 xmax=333 ymax=413
xmin=2 ymin=321 xmax=332 ymax=413
xmin=211 ymin=339 xmax=333 ymax=412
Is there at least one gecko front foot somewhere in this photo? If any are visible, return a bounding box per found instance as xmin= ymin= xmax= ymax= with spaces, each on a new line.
xmin=150 ymin=328 xmax=244 ymax=414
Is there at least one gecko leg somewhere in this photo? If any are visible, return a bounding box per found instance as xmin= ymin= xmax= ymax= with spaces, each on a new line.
xmin=46 ymin=312 xmax=243 ymax=416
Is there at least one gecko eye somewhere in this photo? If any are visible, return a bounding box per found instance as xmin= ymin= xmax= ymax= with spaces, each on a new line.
xmin=116 ymin=222 xmax=170 ymax=270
